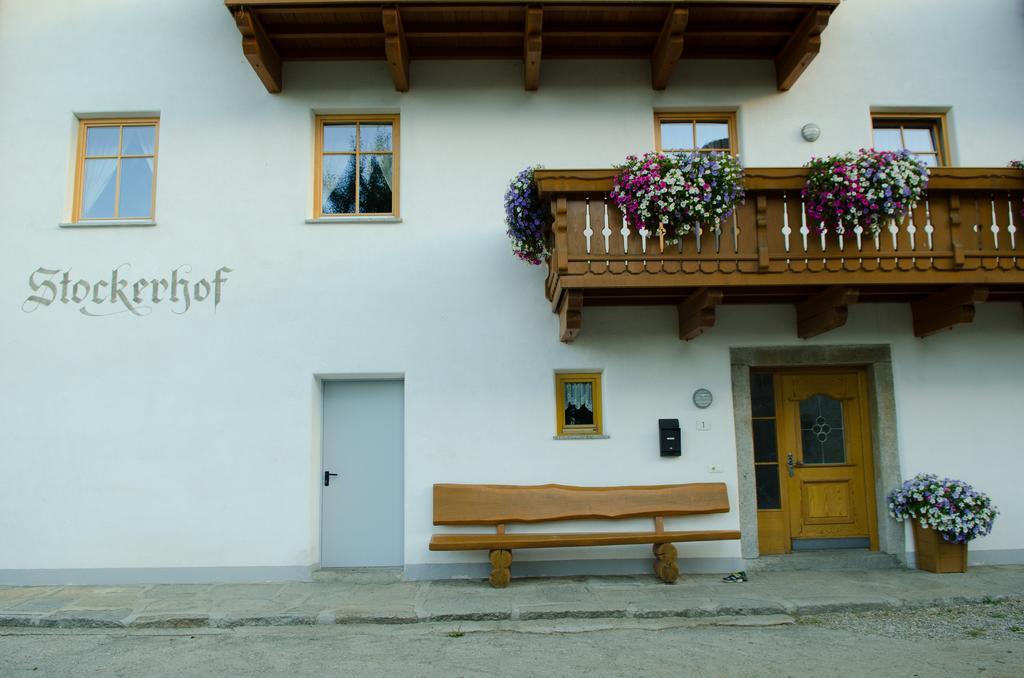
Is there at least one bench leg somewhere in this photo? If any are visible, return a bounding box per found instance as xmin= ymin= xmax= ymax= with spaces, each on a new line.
xmin=489 ymin=549 xmax=512 ymax=588
xmin=653 ymin=543 xmax=679 ymax=584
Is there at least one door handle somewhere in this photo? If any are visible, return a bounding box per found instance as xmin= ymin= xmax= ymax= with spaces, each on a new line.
xmin=786 ymin=453 xmax=795 ymax=478
xmin=324 ymin=471 xmax=339 ymax=487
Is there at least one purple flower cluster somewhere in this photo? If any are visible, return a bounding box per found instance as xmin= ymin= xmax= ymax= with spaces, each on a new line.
xmin=609 ymin=151 xmax=744 ymax=236
xmin=803 ymin=149 xmax=929 ymax=237
xmin=504 ymin=166 xmax=548 ymax=265
xmin=888 ymin=473 xmax=998 ymax=544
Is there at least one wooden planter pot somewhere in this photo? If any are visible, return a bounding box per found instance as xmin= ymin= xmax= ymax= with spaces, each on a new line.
xmin=912 ymin=522 xmax=967 ymax=573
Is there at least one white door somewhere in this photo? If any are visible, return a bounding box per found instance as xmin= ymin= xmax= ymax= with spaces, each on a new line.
xmin=321 ymin=380 xmax=404 ymax=567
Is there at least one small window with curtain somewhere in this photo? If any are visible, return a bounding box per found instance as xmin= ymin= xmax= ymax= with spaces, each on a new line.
xmin=871 ymin=114 xmax=947 ymax=167
xmin=555 ymin=372 xmax=603 ymax=436
xmin=655 ymin=112 xmax=737 ymax=155
xmin=315 ymin=114 xmax=399 ymax=218
xmin=73 ymin=118 xmax=159 ymax=223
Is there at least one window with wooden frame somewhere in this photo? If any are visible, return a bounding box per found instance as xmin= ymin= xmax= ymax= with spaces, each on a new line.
xmin=315 ymin=115 xmax=399 ymax=218
xmin=871 ymin=114 xmax=948 ymax=167
xmin=655 ymin=112 xmax=737 ymax=155
xmin=73 ymin=118 xmax=159 ymax=223
xmin=555 ymin=372 xmax=603 ymax=436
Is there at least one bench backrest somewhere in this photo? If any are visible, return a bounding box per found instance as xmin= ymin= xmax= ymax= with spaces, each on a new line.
xmin=432 ymin=483 xmax=730 ymax=526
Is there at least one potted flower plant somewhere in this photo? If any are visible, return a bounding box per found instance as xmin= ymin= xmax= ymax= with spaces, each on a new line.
xmin=887 ymin=473 xmax=998 ymax=573
xmin=609 ymin=151 xmax=744 ymax=245
xmin=504 ymin=166 xmax=548 ymax=265
xmin=803 ymin=148 xmax=929 ymax=237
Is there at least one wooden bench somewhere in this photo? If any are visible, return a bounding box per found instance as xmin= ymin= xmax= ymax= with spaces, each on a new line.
xmin=429 ymin=482 xmax=741 ymax=587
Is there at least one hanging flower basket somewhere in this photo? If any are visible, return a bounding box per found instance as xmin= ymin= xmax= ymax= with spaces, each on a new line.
xmin=504 ymin=166 xmax=548 ymax=265
xmin=802 ymin=149 xmax=929 ymax=237
xmin=609 ymin=151 xmax=744 ymax=238
xmin=887 ymin=473 xmax=998 ymax=573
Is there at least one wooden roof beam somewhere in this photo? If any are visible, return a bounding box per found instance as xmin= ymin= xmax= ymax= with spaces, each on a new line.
xmin=234 ymin=8 xmax=282 ymax=93
xmin=383 ymin=7 xmax=410 ymax=92
xmin=774 ymin=8 xmax=829 ymax=91
xmin=524 ymin=6 xmax=543 ymax=91
xmin=912 ymin=286 xmax=989 ymax=338
xmin=796 ymin=286 xmax=859 ymax=339
xmin=651 ymin=7 xmax=688 ymax=90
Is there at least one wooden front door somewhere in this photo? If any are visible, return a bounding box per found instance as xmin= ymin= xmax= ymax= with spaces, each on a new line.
xmin=754 ymin=369 xmax=878 ymax=555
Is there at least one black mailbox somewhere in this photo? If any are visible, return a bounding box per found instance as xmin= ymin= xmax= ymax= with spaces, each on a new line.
xmin=659 ymin=419 xmax=681 ymax=457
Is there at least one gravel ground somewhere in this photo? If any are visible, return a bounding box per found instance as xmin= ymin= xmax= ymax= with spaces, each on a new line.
xmin=2 ymin=606 xmax=1022 ymax=677
xmin=799 ymin=599 xmax=1024 ymax=642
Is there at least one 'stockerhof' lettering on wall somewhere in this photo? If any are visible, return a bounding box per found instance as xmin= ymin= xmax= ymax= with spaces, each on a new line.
xmin=22 ymin=265 xmax=233 ymax=316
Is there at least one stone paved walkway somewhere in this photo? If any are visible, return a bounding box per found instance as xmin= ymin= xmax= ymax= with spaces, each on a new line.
xmin=1 ymin=566 xmax=1021 ymax=629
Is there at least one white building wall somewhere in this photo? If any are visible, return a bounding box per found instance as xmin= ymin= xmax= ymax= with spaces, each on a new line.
xmin=1 ymin=0 xmax=1022 ymax=580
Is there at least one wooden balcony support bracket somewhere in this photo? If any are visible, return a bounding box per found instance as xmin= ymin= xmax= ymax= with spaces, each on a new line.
xmin=651 ymin=7 xmax=688 ymax=90
xmin=796 ymin=287 xmax=859 ymax=339
xmin=912 ymin=286 xmax=989 ymax=338
xmin=558 ymin=290 xmax=584 ymax=343
xmin=383 ymin=7 xmax=410 ymax=92
xmin=524 ymin=7 xmax=543 ymax=91
xmin=775 ymin=8 xmax=829 ymax=91
xmin=678 ymin=288 xmax=723 ymax=341
xmin=234 ymin=8 xmax=282 ymax=93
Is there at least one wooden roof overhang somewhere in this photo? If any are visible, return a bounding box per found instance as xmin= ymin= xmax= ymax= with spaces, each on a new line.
xmin=224 ymin=0 xmax=840 ymax=92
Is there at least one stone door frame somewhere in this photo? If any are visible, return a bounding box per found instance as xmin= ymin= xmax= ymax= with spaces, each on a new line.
xmin=730 ymin=345 xmax=903 ymax=561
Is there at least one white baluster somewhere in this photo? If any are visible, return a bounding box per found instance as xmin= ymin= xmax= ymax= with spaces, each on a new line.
xmin=924 ymin=198 xmax=934 ymax=251
xmin=583 ymin=198 xmax=594 ymax=255
xmin=732 ymin=213 xmax=739 ymax=254
xmin=602 ymin=199 xmax=612 ymax=259
xmin=906 ymin=207 xmax=917 ymax=252
xmin=781 ymin=193 xmax=792 ymax=253
xmin=640 ymin=227 xmax=649 ymax=255
xmin=854 ymin=224 xmax=864 ymax=251
xmin=695 ymin=224 xmax=702 ymax=254
xmin=820 ymin=229 xmax=827 ymax=252
xmin=620 ymin=219 xmax=630 ymax=253
xmin=1007 ymin=193 xmax=1017 ymax=252
xmin=715 ymin=219 xmax=722 ymax=253
xmin=799 ymin=210 xmax=810 ymax=253
xmin=990 ymin=195 xmax=1000 ymax=250
xmin=889 ymin=218 xmax=899 ymax=250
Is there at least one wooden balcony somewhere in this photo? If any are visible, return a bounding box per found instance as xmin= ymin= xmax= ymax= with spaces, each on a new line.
xmin=534 ymin=168 xmax=1024 ymax=341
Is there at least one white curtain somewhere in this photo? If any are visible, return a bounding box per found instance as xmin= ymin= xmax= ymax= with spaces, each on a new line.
xmin=81 ymin=159 xmax=117 ymax=217
xmin=564 ymin=383 xmax=593 ymax=410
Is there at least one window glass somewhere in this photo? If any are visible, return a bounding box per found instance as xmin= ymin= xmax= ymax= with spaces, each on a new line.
xmin=872 ymin=127 xmax=902 ymax=151
xmin=660 ymin=122 xmax=694 ymax=151
xmin=695 ymin=122 xmax=730 ymax=151
xmin=902 ymin=127 xmax=936 ymax=153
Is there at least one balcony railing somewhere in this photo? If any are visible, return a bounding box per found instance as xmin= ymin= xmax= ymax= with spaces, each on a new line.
xmin=534 ymin=168 xmax=1024 ymax=342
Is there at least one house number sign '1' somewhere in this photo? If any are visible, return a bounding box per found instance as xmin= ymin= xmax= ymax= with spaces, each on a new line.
xmin=22 ymin=265 xmax=233 ymax=316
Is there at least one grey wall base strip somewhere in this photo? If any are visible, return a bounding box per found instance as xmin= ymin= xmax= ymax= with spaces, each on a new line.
xmin=403 ymin=557 xmax=745 ymax=581
xmin=905 ymin=548 xmax=1024 ymax=569
xmin=0 ymin=565 xmax=314 ymax=586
